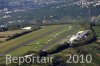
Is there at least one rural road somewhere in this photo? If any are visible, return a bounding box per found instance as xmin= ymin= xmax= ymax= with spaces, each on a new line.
xmin=0 ymin=26 xmax=66 ymax=56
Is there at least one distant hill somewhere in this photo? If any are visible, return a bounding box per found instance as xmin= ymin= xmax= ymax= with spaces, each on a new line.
xmin=0 ymin=0 xmax=100 ymax=25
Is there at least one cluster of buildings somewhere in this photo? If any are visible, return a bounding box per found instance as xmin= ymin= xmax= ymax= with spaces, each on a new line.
xmin=69 ymin=30 xmax=91 ymax=43
xmin=73 ymin=0 xmax=100 ymax=7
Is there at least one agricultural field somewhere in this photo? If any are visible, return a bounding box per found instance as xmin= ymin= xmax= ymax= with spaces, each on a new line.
xmin=0 ymin=30 xmax=30 ymax=42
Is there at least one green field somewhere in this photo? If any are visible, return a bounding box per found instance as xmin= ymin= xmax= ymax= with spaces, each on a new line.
xmin=93 ymin=26 xmax=100 ymax=37
xmin=93 ymin=26 xmax=100 ymax=43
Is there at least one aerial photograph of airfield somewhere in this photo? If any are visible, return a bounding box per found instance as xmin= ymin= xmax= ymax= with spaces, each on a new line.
xmin=0 ymin=0 xmax=100 ymax=66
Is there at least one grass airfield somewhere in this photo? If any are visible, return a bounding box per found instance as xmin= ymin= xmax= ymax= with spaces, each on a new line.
xmin=0 ymin=24 xmax=83 ymax=64
xmin=0 ymin=25 xmax=99 ymax=66
xmin=0 ymin=25 xmax=76 ymax=56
